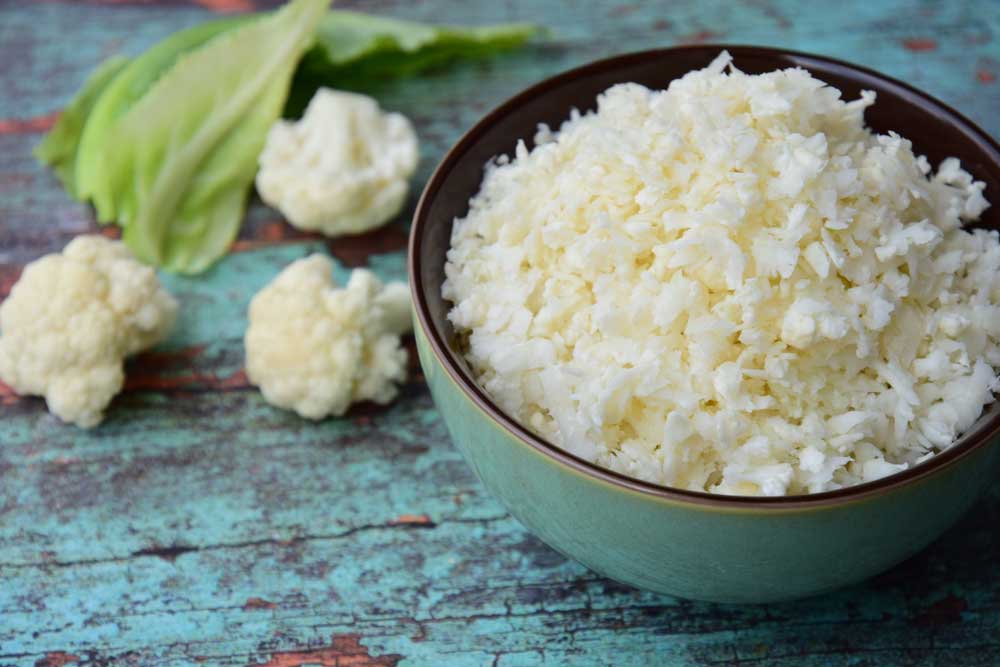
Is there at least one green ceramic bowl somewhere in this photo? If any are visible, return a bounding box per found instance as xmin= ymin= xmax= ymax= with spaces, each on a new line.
xmin=408 ymin=46 xmax=1000 ymax=603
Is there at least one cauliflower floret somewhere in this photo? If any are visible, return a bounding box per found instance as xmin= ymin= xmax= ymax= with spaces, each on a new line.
xmin=244 ymin=254 xmax=412 ymax=419
xmin=256 ymin=88 xmax=419 ymax=237
xmin=0 ymin=235 xmax=178 ymax=428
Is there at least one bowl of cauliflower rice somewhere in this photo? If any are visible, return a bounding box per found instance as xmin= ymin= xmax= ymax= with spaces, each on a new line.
xmin=409 ymin=46 xmax=1000 ymax=602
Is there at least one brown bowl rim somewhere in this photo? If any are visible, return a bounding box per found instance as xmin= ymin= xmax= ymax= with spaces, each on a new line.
xmin=408 ymin=44 xmax=1000 ymax=509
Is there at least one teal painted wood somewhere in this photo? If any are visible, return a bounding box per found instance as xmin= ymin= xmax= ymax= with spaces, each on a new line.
xmin=0 ymin=0 xmax=998 ymax=665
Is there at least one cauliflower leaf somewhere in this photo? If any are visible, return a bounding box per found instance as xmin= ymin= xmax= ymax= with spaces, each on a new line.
xmin=111 ymin=0 xmax=328 ymax=273
xmin=315 ymin=10 xmax=540 ymax=69
xmin=105 ymin=0 xmax=326 ymax=274
xmin=287 ymin=12 xmax=541 ymax=114
xmin=74 ymin=17 xmax=245 ymax=223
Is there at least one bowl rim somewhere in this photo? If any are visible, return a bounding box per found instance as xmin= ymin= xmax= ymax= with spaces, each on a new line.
xmin=408 ymin=44 xmax=1000 ymax=509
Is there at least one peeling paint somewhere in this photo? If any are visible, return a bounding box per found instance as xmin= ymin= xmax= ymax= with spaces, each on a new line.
xmin=130 ymin=346 xmax=207 ymax=372
xmin=249 ymin=634 xmax=402 ymax=667
xmin=903 ymin=38 xmax=938 ymax=51
xmin=230 ymin=221 xmax=318 ymax=253
xmin=34 ymin=652 xmax=80 ymax=667
xmin=325 ymin=224 xmax=409 ymax=268
xmin=0 ymin=380 xmax=19 ymax=406
xmin=390 ymin=514 xmax=434 ymax=526
xmin=244 ymin=597 xmax=278 ymax=610
xmin=0 ymin=265 xmax=21 ymax=299
xmin=194 ymin=0 xmax=255 ymax=11
xmin=0 ymin=112 xmax=59 ymax=135
xmin=124 ymin=367 xmax=249 ymax=393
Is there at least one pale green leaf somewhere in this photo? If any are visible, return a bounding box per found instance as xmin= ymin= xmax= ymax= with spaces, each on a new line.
xmin=287 ymin=11 xmax=541 ymax=114
xmin=106 ymin=0 xmax=327 ymax=273
xmin=74 ymin=16 xmax=245 ymax=223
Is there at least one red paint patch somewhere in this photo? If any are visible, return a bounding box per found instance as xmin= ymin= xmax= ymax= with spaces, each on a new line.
xmin=124 ymin=367 xmax=249 ymax=392
xmin=130 ymin=345 xmax=206 ymax=372
xmin=0 ymin=380 xmax=19 ymax=406
xmin=34 ymin=652 xmax=80 ymax=667
xmin=326 ymin=224 xmax=409 ymax=268
xmin=978 ymin=69 xmax=996 ymax=83
xmin=259 ymin=221 xmax=292 ymax=241
xmin=0 ymin=265 xmax=22 ymax=299
xmin=244 ymin=597 xmax=278 ymax=610
xmin=390 ymin=513 xmax=433 ymax=526
xmin=126 ymin=346 xmax=249 ymax=393
xmin=249 ymin=634 xmax=402 ymax=667
xmin=0 ymin=111 xmax=60 ymax=135
xmin=652 ymin=19 xmax=671 ymax=31
xmin=903 ymin=38 xmax=937 ymax=52
xmin=195 ymin=0 xmax=254 ymax=11
xmin=218 ymin=368 xmax=249 ymax=389
xmin=230 ymin=221 xmax=318 ymax=252
xmin=679 ymin=30 xmax=722 ymax=44
xmin=913 ymin=593 xmax=968 ymax=626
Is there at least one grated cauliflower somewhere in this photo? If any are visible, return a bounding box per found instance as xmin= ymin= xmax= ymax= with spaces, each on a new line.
xmin=444 ymin=52 xmax=1000 ymax=496
xmin=0 ymin=235 xmax=178 ymax=428
xmin=244 ymin=254 xmax=412 ymax=419
xmin=255 ymin=88 xmax=419 ymax=237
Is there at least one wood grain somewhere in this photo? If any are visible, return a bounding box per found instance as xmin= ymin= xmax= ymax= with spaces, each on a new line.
xmin=1 ymin=1 xmax=999 ymax=665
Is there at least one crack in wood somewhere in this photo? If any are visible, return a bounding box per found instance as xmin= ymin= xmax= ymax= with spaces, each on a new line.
xmin=0 ymin=515 xmax=508 ymax=570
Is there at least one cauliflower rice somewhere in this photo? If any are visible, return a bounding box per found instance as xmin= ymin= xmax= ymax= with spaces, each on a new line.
xmin=443 ymin=52 xmax=1000 ymax=496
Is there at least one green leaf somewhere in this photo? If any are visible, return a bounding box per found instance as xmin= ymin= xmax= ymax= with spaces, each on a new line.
xmin=316 ymin=10 xmax=539 ymax=71
xmin=286 ymin=11 xmax=541 ymax=115
xmin=33 ymin=55 xmax=129 ymax=197
xmin=104 ymin=0 xmax=327 ymax=274
xmin=34 ymin=5 xmax=540 ymax=273
xmin=75 ymin=16 xmax=246 ymax=223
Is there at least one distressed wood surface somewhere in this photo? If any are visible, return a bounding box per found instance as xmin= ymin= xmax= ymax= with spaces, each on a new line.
xmin=1 ymin=1 xmax=999 ymax=665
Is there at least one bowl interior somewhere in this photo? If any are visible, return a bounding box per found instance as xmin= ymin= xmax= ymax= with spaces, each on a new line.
xmin=412 ymin=45 xmax=1000 ymax=500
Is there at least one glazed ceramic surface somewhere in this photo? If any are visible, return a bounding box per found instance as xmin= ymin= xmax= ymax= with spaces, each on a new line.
xmin=410 ymin=46 xmax=1000 ymax=602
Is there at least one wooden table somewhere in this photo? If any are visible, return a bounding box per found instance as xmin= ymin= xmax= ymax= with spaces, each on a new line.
xmin=1 ymin=1 xmax=999 ymax=665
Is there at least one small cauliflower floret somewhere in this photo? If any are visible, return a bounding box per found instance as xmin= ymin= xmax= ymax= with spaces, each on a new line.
xmin=0 ymin=235 xmax=178 ymax=428
xmin=256 ymin=88 xmax=419 ymax=237
xmin=244 ymin=254 xmax=412 ymax=419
